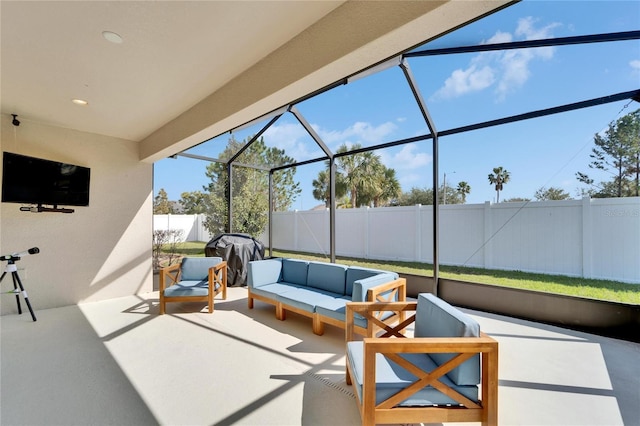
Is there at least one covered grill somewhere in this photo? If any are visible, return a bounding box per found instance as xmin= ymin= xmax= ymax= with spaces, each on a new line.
xmin=204 ymin=233 xmax=265 ymax=287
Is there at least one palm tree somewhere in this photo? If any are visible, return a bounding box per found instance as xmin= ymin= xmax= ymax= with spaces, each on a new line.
xmin=456 ymin=181 xmax=471 ymax=203
xmin=312 ymin=169 xmax=331 ymax=207
xmin=488 ymin=167 xmax=510 ymax=202
xmin=336 ymin=143 xmax=382 ymax=208
xmin=312 ymin=168 xmax=347 ymax=208
xmin=367 ymin=167 xmax=401 ymax=207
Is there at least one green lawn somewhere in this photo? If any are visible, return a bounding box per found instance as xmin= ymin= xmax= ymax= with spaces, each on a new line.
xmin=166 ymin=242 xmax=640 ymax=304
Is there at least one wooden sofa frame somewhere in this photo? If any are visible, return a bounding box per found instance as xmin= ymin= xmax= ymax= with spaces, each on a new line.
xmin=159 ymin=260 xmax=227 ymax=314
xmin=345 ymin=301 xmax=499 ymax=426
xmin=248 ymin=278 xmax=406 ymax=336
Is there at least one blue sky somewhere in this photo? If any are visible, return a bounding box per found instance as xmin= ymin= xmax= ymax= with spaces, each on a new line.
xmin=154 ymin=0 xmax=640 ymax=210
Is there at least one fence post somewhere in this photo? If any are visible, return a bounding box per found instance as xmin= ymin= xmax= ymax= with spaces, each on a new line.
xmin=582 ymin=196 xmax=593 ymax=279
xmin=294 ymin=210 xmax=299 ymax=252
xmin=483 ymin=201 xmax=492 ymax=269
xmin=415 ymin=204 xmax=422 ymax=262
xmin=364 ymin=207 xmax=370 ymax=259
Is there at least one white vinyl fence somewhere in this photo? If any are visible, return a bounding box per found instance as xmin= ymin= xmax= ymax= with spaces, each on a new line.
xmin=153 ymin=214 xmax=213 ymax=243
xmin=154 ymin=197 xmax=640 ymax=284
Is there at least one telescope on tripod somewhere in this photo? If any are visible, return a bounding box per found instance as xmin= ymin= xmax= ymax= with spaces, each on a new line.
xmin=0 ymin=247 xmax=39 ymax=321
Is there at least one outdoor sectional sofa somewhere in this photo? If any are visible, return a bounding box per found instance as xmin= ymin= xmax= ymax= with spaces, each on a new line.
xmin=247 ymin=258 xmax=406 ymax=335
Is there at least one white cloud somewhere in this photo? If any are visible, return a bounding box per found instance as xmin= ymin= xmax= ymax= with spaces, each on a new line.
xmin=432 ymin=65 xmax=495 ymax=99
xmin=318 ymin=121 xmax=397 ymax=148
xmin=263 ymin=120 xmax=398 ymax=160
xmin=263 ymin=123 xmax=323 ymax=160
xmin=631 ymin=59 xmax=640 ymax=73
xmin=431 ymin=16 xmax=560 ymax=102
xmin=379 ymin=143 xmax=432 ymax=171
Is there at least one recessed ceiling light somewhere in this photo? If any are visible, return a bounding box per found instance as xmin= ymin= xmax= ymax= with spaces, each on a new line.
xmin=102 ymin=31 xmax=123 ymax=44
xmin=72 ymin=99 xmax=89 ymax=106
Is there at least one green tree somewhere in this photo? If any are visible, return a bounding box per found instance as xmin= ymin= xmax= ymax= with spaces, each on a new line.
xmin=396 ymin=185 xmax=463 ymax=206
xmin=488 ymin=166 xmax=510 ymax=202
xmin=534 ymin=186 xmax=571 ymax=201
xmin=456 ymin=181 xmax=471 ymax=203
xmin=311 ymin=169 xmax=347 ymax=208
xmin=153 ymin=188 xmax=174 ymax=214
xmin=359 ymin=166 xmax=402 ymax=207
xmin=312 ymin=169 xmax=331 ymax=208
xmin=576 ymin=109 xmax=640 ymax=197
xmin=203 ymin=136 xmax=300 ymax=236
xmin=179 ymin=191 xmax=208 ymax=214
xmin=397 ymin=187 xmax=434 ymax=205
xmin=335 ymin=144 xmax=382 ymax=208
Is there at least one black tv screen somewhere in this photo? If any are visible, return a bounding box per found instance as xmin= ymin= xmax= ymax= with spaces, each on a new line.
xmin=2 ymin=152 xmax=90 ymax=207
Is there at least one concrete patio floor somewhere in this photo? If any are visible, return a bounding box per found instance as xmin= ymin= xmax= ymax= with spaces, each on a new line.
xmin=1 ymin=286 xmax=638 ymax=425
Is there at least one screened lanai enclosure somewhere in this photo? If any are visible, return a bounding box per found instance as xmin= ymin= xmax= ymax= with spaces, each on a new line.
xmin=156 ymin=1 xmax=640 ymax=291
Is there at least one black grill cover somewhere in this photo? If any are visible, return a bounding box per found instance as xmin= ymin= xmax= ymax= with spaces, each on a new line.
xmin=204 ymin=233 xmax=265 ymax=287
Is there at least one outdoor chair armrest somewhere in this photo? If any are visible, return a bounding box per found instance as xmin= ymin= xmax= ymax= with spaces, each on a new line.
xmin=209 ymin=260 xmax=228 ymax=299
xmin=159 ymin=263 xmax=182 ymax=292
xmin=346 ymin=301 xmax=417 ymax=340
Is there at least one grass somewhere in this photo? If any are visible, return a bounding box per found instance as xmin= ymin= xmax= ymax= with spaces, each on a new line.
xmin=165 ymin=242 xmax=640 ymax=304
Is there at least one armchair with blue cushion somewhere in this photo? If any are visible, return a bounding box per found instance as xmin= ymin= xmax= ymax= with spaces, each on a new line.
xmin=159 ymin=257 xmax=227 ymax=314
xmin=345 ymin=293 xmax=499 ymax=426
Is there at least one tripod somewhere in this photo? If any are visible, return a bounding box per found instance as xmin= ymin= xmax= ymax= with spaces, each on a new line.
xmin=0 ymin=259 xmax=37 ymax=322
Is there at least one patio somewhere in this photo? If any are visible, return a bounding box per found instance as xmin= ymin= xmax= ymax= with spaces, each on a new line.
xmin=2 ymin=286 xmax=638 ymax=425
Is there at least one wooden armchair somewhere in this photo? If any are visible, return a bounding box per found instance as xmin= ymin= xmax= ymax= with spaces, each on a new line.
xmin=159 ymin=257 xmax=227 ymax=314
xmin=345 ymin=294 xmax=499 ymax=426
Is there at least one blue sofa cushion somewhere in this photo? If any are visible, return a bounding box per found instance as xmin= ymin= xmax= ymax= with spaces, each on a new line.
xmin=307 ymin=262 xmax=348 ymax=295
xmin=414 ymin=293 xmax=481 ymax=386
xmin=180 ymin=257 xmax=222 ymax=281
xmin=345 ymin=266 xmax=396 ymax=296
xmin=282 ymin=259 xmax=309 ymax=286
xmin=347 ymin=341 xmax=479 ymax=406
xmin=351 ymin=273 xmax=397 ymax=302
xmin=314 ymin=296 xmax=370 ymax=328
xmin=276 ymin=287 xmax=342 ymax=313
xmin=247 ymin=258 xmax=282 ymax=288
xmin=249 ymin=282 xmax=304 ymax=300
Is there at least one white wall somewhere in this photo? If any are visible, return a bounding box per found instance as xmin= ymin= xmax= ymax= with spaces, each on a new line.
xmin=155 ymin=197 xmax=640 ymax=284
xmin=1 ymin=114 xmax=153 ymax=312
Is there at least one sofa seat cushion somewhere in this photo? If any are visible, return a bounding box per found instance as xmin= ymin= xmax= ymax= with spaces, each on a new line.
xmin=307 ymin=262 xmax=348 ymax=295
xmin=414 ymin=293 xmax=481 ymax=385
xmin=316 ymin=297 xmax=395 ymax=329
xmin=164 ymin=280 xmax=212 ymax=297
xmin=347 ymin=341 xmax=479 ymax=407
xmin=314 ymin=296 xmax=368 ymax=328
xmin=276 ymin=287 xmax=342 ymax=313
xmin=249 ymin=282 xmax=305 ymax=300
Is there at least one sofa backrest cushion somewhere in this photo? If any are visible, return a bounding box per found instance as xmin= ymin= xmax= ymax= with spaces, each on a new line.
xmin=282 ymin=258 xmax=309 ymax=286
xmin=414 ymin=293 xmax=481 ymax=386
xmin=247 ymin=258 xmax=282 ymax=288
xmin=351 ymin=273 xmax=397 ymax=302
xmin=180 ymin=257 xmax=222 ymax=281
xmin=307 ymin=262 xmax=348 ymax=294
xmin=345 ymin=266 xmax=396 ymax=296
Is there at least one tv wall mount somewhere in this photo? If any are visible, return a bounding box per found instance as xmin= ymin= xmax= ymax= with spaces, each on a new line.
xmin=20 ymin=204 xmax=74 ymax=213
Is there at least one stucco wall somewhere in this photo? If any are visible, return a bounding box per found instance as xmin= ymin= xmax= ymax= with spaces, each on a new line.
xmin=0 ymin=114 xmax=153 ymax=312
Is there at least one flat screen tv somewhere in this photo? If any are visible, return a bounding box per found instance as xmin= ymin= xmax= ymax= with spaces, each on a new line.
xmin=2 ymin=152 xmax=90 ymax=207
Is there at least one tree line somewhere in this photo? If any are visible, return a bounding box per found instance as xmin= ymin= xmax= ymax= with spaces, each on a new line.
xmin=154 ymin=109 xmax=639 ymax=236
